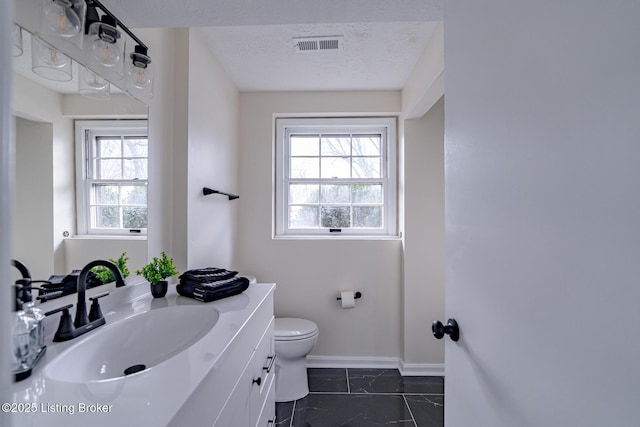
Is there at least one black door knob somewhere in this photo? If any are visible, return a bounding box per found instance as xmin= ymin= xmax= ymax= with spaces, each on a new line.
xmin=432 ymin=319 xmax=460 ymax=342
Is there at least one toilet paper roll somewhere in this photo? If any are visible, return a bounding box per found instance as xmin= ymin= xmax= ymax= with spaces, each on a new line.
xmin=340 ymin=291 xmax=356 ymax=309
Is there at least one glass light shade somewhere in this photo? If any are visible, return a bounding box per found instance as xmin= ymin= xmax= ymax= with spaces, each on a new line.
xmin=41 ymin=0 xmax=82 ymax=37
xmin=88 ymin=21 xmax=124 ymax=67
xmin=31 ymin=36 xmax=72 ymax=82
xmin=126 ymin=47 xmax=153 ymax=100
xmin=127 ymin=63 xmax=152 ymax=89
xmin=13 ymin=25 xmax=23 ymax=57
xmin=79 ymin=67 xmax=110 ymax=100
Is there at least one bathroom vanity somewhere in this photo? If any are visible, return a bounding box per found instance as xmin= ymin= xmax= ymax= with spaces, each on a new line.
xmin=9 ymin=281 xmax=276 ymax=427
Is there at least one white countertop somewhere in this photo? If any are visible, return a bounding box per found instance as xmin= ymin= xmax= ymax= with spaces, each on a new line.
xmin=9 ymin=281 xmax=275 ymax=427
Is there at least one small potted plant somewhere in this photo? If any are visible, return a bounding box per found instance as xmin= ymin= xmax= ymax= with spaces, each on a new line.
xmin=135 ymin=252 xmax=179 ymax=298
xmin=92 ymin=252 xmax=130 ymax=285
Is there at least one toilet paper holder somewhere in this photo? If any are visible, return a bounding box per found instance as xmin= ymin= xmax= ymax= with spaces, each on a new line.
xmin=336 ymin=292 xmax=362 ymax=301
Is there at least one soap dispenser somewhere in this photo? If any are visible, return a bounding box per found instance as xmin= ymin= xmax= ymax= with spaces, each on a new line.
xmin=12 ymin=284 xmax=36 ymax=381
xmin=18 ymin=278 xmax=46 ymax=364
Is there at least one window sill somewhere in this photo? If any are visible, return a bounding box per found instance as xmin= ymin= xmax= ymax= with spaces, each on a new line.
xmin=68 ymin=235 xmax=147 ymax=241
xmin=273 ymin=234 xmax=401 ymax=241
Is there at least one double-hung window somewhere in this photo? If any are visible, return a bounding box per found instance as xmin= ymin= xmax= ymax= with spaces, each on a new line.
xmin=75 ymin=120 xmax=148 ymax=235
xmin=275 ymin=117 xmax=397 ymax=237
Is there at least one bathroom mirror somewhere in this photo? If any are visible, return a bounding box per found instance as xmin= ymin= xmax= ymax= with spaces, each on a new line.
xmin=11 ymin=13 xmax=149 ymax=298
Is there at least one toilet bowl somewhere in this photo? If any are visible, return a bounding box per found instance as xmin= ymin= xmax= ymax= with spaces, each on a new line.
xmin=274 ymin=317 xmax=319 ymax=402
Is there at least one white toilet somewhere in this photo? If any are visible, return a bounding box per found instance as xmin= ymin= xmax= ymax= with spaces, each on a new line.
xmin=274 ymin=317 xmax=319 ymax=402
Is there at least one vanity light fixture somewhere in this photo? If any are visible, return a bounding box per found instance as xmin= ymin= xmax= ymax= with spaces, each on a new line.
xmin=31 ymin=35 xmax=72 ymax=82
xmin=85 ymin=0 xmax=153 ymax=98
xmin=13 ymin=25 xmax=23 ymax=57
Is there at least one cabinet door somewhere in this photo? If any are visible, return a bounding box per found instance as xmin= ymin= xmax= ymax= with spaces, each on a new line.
xmin=213 ymin=361 xmax=252 ymax=427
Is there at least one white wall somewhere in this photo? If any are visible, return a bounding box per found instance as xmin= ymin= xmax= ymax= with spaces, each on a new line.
xmin=14 ymin=117 xmax=54 ymax=279
xmin=402 ymin=22 xmax=444 ymax=119
xmin=135 ymin=28 xmax=176 ymax=266
xmin=186 ymin=28 xmax=239 ymax=270
xmin=64 ymin=238 xmax=147 ymax=275
xmin=402 ymin=96 xmax=445 ymax=367
xmin=236 ymin=91 xmax=403 ymax=358
xmin=163 ymin=28 xmax=240 ymax=273
xmin=13 ymin=74 xmax=74 ymax=278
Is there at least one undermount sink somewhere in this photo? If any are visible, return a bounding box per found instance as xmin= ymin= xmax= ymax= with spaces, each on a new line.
xmin=45 ymin=305 xmax=219 ymax=383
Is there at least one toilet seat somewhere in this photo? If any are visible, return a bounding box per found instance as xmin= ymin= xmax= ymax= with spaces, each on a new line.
xmin=274 ymin=318 xmax=318 ymax=341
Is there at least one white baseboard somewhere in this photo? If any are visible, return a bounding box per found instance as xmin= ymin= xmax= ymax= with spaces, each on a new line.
xmin=399 ymin=360 xmax=445 ymax=377
xmin=306 ymin=355 xmax=445 ymax=377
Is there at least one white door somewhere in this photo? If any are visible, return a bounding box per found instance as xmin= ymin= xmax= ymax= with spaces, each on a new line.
xmin=442 ymin=0 xmax=640 ymax=425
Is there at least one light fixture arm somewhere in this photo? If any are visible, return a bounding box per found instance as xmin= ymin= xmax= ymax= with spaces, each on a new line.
xmin=85 ymin=0 xmax=147 ymax=51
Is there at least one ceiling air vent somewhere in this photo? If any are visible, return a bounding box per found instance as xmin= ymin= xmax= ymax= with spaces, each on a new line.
xmin=293 ymin=36 xmax=344 ymax=53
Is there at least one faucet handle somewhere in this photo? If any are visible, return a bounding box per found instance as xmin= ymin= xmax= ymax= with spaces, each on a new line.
xmin=44 ymin=304 xmax=73 ymax=316
xmin=45 ymin=304 xmax=75 ymax=342
xmin=88 ymin=292 xmax=109 ymax=321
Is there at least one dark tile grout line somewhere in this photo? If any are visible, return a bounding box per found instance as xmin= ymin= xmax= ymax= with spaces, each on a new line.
xmin=288 ymin=399 xmax=296 ymax=427
xmin=403 ymin=394 xmax=419 ymax=427
xmin=345 ymin=367 xmax=351 ymax=394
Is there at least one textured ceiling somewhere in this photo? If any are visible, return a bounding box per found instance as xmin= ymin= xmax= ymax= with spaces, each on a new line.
xmin=99 ymin=0 xmax=443 ymax=91
xmin=196 ymin=22 xmax=438 ymax=91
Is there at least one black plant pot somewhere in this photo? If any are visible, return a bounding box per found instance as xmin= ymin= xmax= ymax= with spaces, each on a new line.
xmin=150 ymin=280 xmax=168 ymax=298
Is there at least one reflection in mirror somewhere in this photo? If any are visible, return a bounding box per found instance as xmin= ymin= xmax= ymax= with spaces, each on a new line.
xmin=12 ymin=26 xmax=148 ymax=303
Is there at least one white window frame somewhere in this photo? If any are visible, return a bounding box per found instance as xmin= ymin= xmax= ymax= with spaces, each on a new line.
xmin=75 ymin=120 xmax=148 ymax=236
xmin=274 ymin=117 xmax=398 ymax=238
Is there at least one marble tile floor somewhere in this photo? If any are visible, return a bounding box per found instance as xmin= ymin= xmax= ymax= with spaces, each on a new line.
xmin=275 ymin=368 xmax=444 ymax=427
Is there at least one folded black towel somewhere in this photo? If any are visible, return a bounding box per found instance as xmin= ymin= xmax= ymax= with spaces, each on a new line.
xmin=179 ymin=268 xmax=238 ymax=286
xmin=177 ymin=267 xmax=249 ymax=302
xmin=177 ymin=276 xmax=249 ymax=302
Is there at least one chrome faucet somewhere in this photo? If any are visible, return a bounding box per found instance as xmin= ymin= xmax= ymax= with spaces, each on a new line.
xmin=45 ymin=260 xmax=122 ymax=342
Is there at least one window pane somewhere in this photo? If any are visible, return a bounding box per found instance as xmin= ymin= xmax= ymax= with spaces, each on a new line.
xmin=290 ymin=158 xmax=319 ymax=179
xmin=121 ymin=185 xmax=147 ymax=205
xmin=123 ymin=159 xmax=148 ymax=180
xmin=94 ymin=185 xmax=119 ymax=204
xmin=352 ymin=135 xmax=381 ymax=156
xmin=321 ymin=184 xmax=350 ymax=203
xmin=96 ymin=138 xmax=121 ymax=157
xmin=290 ymin=135 xmax=319 ymax=156
xmin=352 ymin=157 xmax=381 ymax=178
xmin=94 ymin=206 xmax=120 ymax=228
xmin=289 ymin=206 xmax=319 ymax=228
xmin=289 ymin=184 xmax=319 ymax=204
xmin=353 ymin=206 xmax=382 ymax=228
xmin=123 ymin=138 xmax=148 ymax=157
xmin=123 ymin=207 xmax=148 ymax=228
xmin=97 ymin=159 xmax=122 ymax=179
xmin=321 ymin=135 xmax=350 ymax=156
xmin=321 ymin=157 xmax=351 ymax=178
xmin=321 ymin=206 xmax=351 ymax=228
xmin=352 ymin=184 xmax=382 ymax=203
